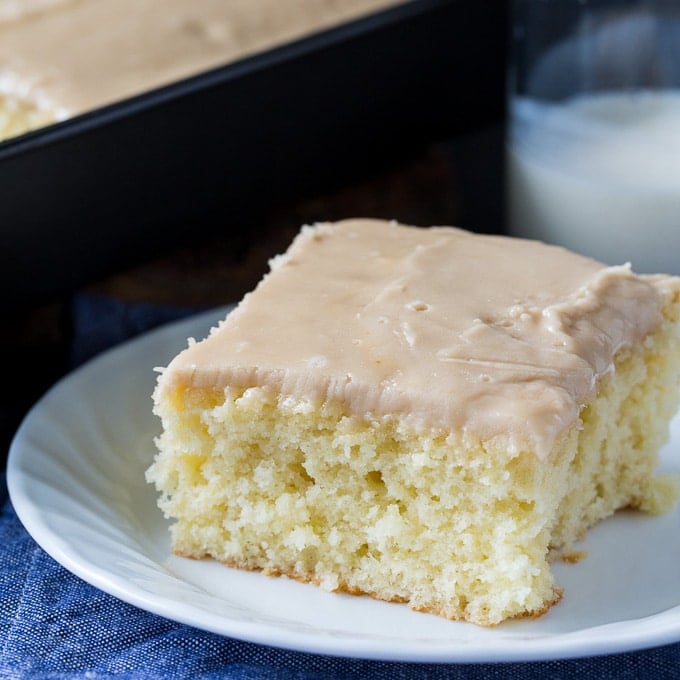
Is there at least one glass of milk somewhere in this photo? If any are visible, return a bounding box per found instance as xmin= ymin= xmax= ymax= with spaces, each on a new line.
xmin=506 ymin=0 xmax=680 ymax=274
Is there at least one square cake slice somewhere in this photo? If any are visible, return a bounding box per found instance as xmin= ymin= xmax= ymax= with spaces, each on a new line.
xmin=146 ymin=218 xmax=680 ymax=626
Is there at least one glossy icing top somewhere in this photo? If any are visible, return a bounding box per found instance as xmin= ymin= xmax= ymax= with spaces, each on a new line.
xmin=158 ymin=219 xmax=676 ymax=457
xmin=0 ymin=0 xmax=397 ymax=116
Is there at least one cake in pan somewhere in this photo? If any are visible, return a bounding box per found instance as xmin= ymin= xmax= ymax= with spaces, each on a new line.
xmin=146 ymin=219 xmax=680 ymax=625
xmin=0 ymin=0 xmax=399 ymax=141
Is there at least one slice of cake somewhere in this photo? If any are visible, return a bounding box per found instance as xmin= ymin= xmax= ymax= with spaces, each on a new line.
xmin=146 ymin=218 xmax=680 ymax=626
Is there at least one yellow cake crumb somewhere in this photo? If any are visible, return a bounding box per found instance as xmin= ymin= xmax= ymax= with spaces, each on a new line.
xmin=146 ymin=220 xmax=680 ymax=626
xmin=0 ymin=93 xmax=57 ymax=142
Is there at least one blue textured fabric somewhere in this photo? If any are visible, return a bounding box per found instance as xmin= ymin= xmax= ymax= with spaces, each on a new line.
xmin=2 ymin=293 xmax=679 ymax=679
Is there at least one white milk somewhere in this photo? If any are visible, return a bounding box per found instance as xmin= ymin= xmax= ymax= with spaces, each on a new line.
xmin=507 ymin=91 xmax=680 ymax=274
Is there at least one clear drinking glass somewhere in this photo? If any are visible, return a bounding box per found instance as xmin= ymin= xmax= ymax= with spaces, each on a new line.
xmin=506 ymin=0 xmax=680 ymax=274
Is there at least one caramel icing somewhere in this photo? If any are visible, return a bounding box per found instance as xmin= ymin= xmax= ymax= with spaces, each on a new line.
xmin=0 ymin=0 xmax=398 ymax=119
xmin=157 ymin=219 xmax=676 ymax=458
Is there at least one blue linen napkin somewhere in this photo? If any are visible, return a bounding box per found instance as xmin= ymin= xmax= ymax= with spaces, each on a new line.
xmin=2 ymin=293 xmax=679 ymax=679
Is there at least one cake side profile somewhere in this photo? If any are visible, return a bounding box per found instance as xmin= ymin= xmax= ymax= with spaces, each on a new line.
xmin=146 ymin=219 xmax=680 ymax=626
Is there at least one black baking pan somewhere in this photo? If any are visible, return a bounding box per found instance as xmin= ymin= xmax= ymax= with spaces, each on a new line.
xmin=1 ymin=0 xmax=507 ymax=310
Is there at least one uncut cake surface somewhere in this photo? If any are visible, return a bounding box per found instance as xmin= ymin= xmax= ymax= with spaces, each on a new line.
xmin=147 ymin=218 xmax=680 ymax=626
xmin=0 ymin=0 xmax=399 ymax=142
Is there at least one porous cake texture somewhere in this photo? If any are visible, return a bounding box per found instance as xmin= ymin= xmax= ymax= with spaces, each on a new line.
xmin=146 ymin=219 xmax=680 ymax=626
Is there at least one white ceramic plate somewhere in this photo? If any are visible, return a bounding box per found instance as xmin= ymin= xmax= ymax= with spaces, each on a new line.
xmin=7 ymin=306 xmax=680 ymax=663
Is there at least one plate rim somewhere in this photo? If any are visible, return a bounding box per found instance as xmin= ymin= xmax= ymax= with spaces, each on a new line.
xmin=7 ymin=305 xmax=680 ymax=664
